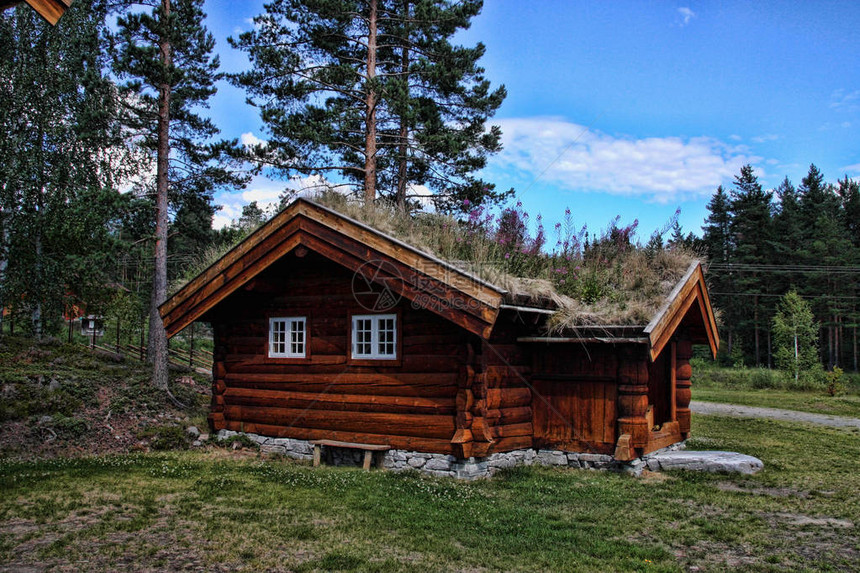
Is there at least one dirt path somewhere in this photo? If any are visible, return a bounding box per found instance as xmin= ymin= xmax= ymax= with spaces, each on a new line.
xmin=691 ymin=401 xmax=860 ymax=429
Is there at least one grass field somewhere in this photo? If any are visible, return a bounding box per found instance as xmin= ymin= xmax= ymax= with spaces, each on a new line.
xmin=2 ymin=414 xmax=858 ymax=572
xmin=692 ymin=386 xmax=860 ymax=418
xmin=691 ymin=359 xmax=860 ymax=418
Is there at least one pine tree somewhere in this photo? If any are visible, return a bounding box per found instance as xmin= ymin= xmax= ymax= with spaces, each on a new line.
xmin=701 ymin=185 xmax=735 ymax=359
xmin=112 ymin=0 xmax=244 ymax=389
xmin=836 ymin=176 xmax=860 ymax=371
xmin=230 ymin=0 xmax=507 ymax=211
xmin=795 ymin=165 xmax=850 ymax=368
xmin=729 ymin=165 xmax=774 ymax=365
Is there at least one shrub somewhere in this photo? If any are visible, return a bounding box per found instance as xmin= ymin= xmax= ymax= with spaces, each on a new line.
xmin=826 ymin=367 xmax=846 ymax=397
xmin=146 ymin=426 xmax=191 ymax=451
xmin=51 ymin=414 xmax=89 ymax=439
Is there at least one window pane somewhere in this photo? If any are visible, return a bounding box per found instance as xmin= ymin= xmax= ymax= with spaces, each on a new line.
xmin=271 ymin=317 xmax=306 ymax=357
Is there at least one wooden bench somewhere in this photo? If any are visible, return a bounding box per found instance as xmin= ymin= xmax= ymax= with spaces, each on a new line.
xmin=309 ymin=439 xmax=390 ymax=470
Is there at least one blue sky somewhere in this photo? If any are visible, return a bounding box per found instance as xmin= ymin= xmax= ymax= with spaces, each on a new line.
xmin=203 ymin=1 xmax=860 ymax=240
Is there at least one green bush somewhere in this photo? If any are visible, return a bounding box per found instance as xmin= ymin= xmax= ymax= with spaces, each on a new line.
xmin=51 ymin=414 xmax=89 ymax=439
xmin=207 ymin=433 xmax=260 ymax=451
xmin=826 ymin=367 xmax=847 ymax=397
xmin=146 ymin=426 xmax=191 ymax=451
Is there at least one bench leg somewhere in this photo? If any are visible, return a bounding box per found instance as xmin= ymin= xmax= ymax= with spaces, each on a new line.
xmin=313 ymin=444 xmax=321 ymax=467
xmin=362 ymin=450 xmax=372 ymax=471
xmin=374 ymin=451 xmax=386 ymax=470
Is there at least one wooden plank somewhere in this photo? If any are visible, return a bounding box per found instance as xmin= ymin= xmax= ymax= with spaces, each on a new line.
xmin=603 ymin=382 xmax=617 ymax=445
xmin=491 ymin=436 xmax=533 ymax=452
xmin=486 ymin=387 xmax=531 ymax=409
xmin=490 ymin=422 xmax=533 ymax=438
xmin=223 ymin=405 xmax=455 ymax=439
xmin=484 ymin=406 xmax=532 ymax=426
xmin=224 ymin=387 xmax=455 ymax=415
xmin=309 ymin=439 xmax=391 ymax=451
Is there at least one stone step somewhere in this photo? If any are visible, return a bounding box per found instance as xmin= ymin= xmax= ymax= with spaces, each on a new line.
xmin=644 ymin=450 xmax=763 ymax=474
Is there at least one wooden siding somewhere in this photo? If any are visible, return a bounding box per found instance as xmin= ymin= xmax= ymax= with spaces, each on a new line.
xmin=207 ymin=252 xmax=466 ymax=454
xmin=530 ymin=345 xmax=620 ymax=454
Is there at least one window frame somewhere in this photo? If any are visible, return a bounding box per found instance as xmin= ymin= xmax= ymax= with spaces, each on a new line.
xmin=349 ymin=312 xmax=400 ymax=364
xmin=267 ymin=316 xmax=308 ymax=360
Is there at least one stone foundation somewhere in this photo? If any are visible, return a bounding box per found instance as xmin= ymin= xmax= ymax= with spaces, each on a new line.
xmin=215 ymin=430 xmax=698 ymax=478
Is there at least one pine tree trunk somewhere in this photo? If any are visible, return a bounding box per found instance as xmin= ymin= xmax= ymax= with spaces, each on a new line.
xmin=363 ymin=0 xmax=378 ymax=204
xmin=0 ymin=210 xmax=7 ymax=337
xmin=767 ymin=327 xmax=772 ymax=369
xmin=147 ymin=0 xmax=172 ymax=391
xmin=727 ymin=330 xmax=733 ymax=358
xmin=32 ymin=228 xmax=42 ymax=341
xmin=853 ymin=324 xmax=858 ymax=373
xmin=395 ymin=8 xmax=410 ymax=213
xmin=754 ymin=295 xmax=760 ymax=365
xmin=836 ymin=315 xmax=841 ymax=369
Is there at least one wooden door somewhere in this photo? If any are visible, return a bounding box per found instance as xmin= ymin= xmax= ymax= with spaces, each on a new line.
xmin=532 ymin=377 xmax=617 ymax=453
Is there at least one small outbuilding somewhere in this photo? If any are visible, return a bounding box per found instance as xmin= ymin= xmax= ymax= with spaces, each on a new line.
xmin=160 ymin=198 xmax=718 ymax=467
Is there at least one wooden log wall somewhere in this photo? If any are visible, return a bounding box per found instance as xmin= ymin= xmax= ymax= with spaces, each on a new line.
xmin=616 ymin=346 xmax=650 ymax=449
xmin=481 ymin=318 xmax=534 ymax=454
xmin=205 ymin=252 xmax=467 ymax=454
xmin=675 ymin=339 xmax=693 ymax=439
xmin=530 ymin=344 xmax=619 ymax=454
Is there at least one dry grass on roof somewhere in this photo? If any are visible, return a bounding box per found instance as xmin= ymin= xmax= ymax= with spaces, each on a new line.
xmin=311 ymin=191 xmax=700 ymax=329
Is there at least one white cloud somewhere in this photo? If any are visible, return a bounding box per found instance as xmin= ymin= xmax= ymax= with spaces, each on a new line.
xmin=212 ymin=173 xmax=339 ymax=229
xmin=830 ymin=89 xmax=860 ymax=112
xmin=240 ymin=132 xmax=267 ymax=148
xmin=751 ymin=133 xmax=779 ymax=143
xmin=729 ymin=134 xmax=743 ymax=141
xmin=843 ymin=163 xmax=860 ymax=176
xmin=677 ymin=7 xmax=696 ymax=26
xmin=490 ymin=117 xmax=758 ymax=203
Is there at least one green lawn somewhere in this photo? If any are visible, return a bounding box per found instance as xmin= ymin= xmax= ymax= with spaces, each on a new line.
xmin=692 ymin=386 xmax=860 ymax=419
xmin=2 ymin=415 xmax=858 ymax=572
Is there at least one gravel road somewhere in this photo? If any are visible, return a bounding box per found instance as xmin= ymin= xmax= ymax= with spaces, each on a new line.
xmin=691 ymin=400 xmax=860 ymax=429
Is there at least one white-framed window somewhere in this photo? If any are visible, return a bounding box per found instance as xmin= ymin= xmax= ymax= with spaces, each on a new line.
xmin=269 ymin=317 xmax=307 ymax=358
xmin=352 ymin=314 xmax=397 ymax=359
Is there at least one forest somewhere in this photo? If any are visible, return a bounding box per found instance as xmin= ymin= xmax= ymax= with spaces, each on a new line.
xmin=699 ymin=164 xmax=860 ymax=373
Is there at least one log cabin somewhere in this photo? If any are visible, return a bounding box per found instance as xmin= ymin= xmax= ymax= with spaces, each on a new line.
xmin=160 ymin=198 xmax=718 ymax=467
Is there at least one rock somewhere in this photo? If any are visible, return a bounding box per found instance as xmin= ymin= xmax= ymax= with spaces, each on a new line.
xmin=38 ymin=415 xmax=53 ymax=425
xmin=261 ymin=444 xmax=286 ymax=455
xmin=199 ymin=433 xmax=209 ymax=441
xmin=407 ymin=457 xmax=426 ymax=468
xmin=192 ymin=440 xmax=202 ymax=447
xmin=186 ymin=426 xmax=201 ymax=438
xmin=424 ymin=458 xmax=452 ymax=471
xmin=647 ymin=451 xmax=764 ymax=474
xmin=536 ymin=450 xmax=567 ymax=466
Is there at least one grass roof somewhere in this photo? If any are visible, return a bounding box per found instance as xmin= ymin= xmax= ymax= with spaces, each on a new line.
xmin=310 ymin=191 xmax=699 ymax=329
